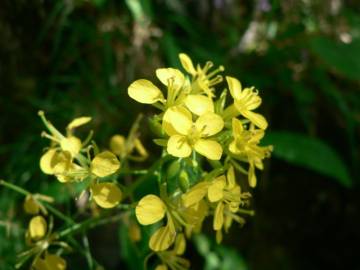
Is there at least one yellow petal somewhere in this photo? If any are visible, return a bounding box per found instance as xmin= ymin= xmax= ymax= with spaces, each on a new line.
xmin=44 ymin=254 xmax=67 ymax=270
xmin=208 ymin=176 xmax=226 ymax=202
xmin=182 ymin=181 xmax=209 ymax=207
xmin=248 ymin=163 xmax=257 ymax=188
xmin=40 ymin=149 xmax=58 ymax=175
xmin=195 ymin=113 xmax=224 ymax=137
xmin=226 ymin=76 xmax=242 ymax=100
xmin=67 ymin=116 xmax=91 ymax=130
xmin=149 ymin=223 xmax=176 ymax=251
xmin=194 ymin=139 xmax=222 ymax=160
xmin=128 ymin=79 xmax=164 ymax=104
xmin=33 ymin=258 xmax=48 ymax=270
xmin=135 ymin=195 xmax=166 ymax=225
xmin=163 ymin=106 xmax=192 ymax=135
xmin=60 ymin=136 xmax=82 ymax=156
xmin=91 ymin=151 xmax=120 ymax=177
xmin=156 ymin=68 xmax=185 ymax=89
xmin=227 ymin=166 xmax=236 ymax=188
xmin=155 ymin=265 xmax=168 ymax=270
xmin=29 ymin=216 xmax=47 ymax=240
xmin=109 ymin=135 xmax=126 ymax=156
xmin=213 ymin=202 xmax=224 ymax=231
xmin=228 ymin=140 xmax=240 ymax=155
xmin=91 ymin=182 xmax=122 ymax=208
xmin=240 ymin=110 xmax=268 ymax=130
xmin=167 ymin=135 xmax=192 ymax=158
xmin=240 ymin=88 xmax=262 ymax=110
xmin=23 ymin=195 xmax=40 ymax=215
xmin=179 ymin=53 xmax=197 ymax=76
xmin=232 ymin=118 xmax=244 ymax=137
xmin=174 ymin=233 xmax=186 ymax=255
xmin=184 ymin=94 xmax=214 ymax=116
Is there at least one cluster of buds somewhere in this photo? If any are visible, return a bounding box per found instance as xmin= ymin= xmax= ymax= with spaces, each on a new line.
xmin=129 ymin=53 xmax=272 ymax=269
xmin=20 ymin=195 xmax=67 ymax=269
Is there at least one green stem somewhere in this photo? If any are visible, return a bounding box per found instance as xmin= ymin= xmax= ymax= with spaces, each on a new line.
xmin=0 ymin=179 xmax=30 ymax=196
xmin=123 ymin=155 xmax=172 ymax=200
xmin=57 ymin=213 xmax=124 ymax=239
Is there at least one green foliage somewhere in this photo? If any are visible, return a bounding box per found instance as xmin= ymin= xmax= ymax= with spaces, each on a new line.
xmin=264 ymin=132 xmax=351 ymax=187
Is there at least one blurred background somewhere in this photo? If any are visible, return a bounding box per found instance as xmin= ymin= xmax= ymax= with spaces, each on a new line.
xmin=0 ymin=0 xmax=359 ymax=269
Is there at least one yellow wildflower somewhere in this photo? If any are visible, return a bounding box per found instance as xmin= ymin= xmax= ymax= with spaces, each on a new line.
xmin=135 ymin=194 xmax=176 ymax=251
xmin=163 ymin=106 xmax=224 ymax=160
xmin=24 ymin=195 xmax=40 ymax=215
xmin=33 ymin=253 xmax=67 ymax=270
xmin=90 ymin=182 xmax=122 ymax=209
xmin=179 ymin=53 xmax=224 ymax=98
xmin=90 ymin=151 xmax=120 ymax=177
xmin=156 ymin=233 xmax=190 ymax=270
xmin=225 ymin=76 xmax=268 ymax=129
xmin=28 ymin=216 xmax=47 ymax=240
xmin=229 ymin=118 xmax=272 ymax=187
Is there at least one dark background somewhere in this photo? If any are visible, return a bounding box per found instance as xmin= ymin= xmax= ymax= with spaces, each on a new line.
xmin=0 ymin=0 xmax=359 ymax=269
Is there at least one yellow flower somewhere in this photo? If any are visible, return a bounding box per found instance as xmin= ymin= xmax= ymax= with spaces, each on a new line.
xmin=28 ymin=216 xmax=47 ymax=240
xmin=179 ymin=53 xmax=224 ymax=98
xmin=163 ymin=106 xmax=224 ymax=160
xmin=38 ymin=111 xmax=90 ymax=157
xmin=23 ymin=195 xmax=40 ymax=215
xmin=128 ymin=79 xmax=165 ymax=104
xmin=156 ymin=233 xmax=190 ymax=270
xmin=110 ymin=134 xmax=148 ymax=161
xmin=33 ymin=254 xmax=67 ymax=270
xmin=90 ymin=182 xmax=122 ymax=208
xmin=225 ymin=76 xmax=268 ymax=129
xmin=135 ymin=195 xmax=176 ymax=251
xmin=90 ymin=151 xmax=120 ymax=177
xmin=229 ymin=118 xmax=272 ymax=187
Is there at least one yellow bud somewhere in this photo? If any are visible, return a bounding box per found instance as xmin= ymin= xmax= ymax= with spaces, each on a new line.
xmin=33 ymin=254 xmax=67 ymax=270
xmin=29 ymin=216 xmax=47 ymax=240
xmin=23 ymin=195 xmax=40 ymax=215
xmin=109 ymin=135 xmax=126 ymax=156
xmin=155 ymin=265 xmax=168 ymax=270
xmin=91 ymin=151 xmax=120 ymax=177
xmin=91 ymin=182 xmax=122 ymax=209
xmin=135 ymin=195 xmax=166 ymax=225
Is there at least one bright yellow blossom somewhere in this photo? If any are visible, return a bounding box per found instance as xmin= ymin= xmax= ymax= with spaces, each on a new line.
xmin=29 ymin=216 xmax=47 ymax=240
xmin=163 ymin=106 xmax=224 ymax=160
xmin=135 ymin=194 xmax=176 ymax=251
xmin=90 ymin=151 xmax=120 ymax=177
xmin=229 ymin=118 xmax=272 ymax=187
xmin=90 ymin=182 xmax=122 ymax=208
xmin=33 ymin=253 xmax=67 ymax=270
xmin=179 ymin=53 xmax=224 ymax=98
xmin=225 ymin=76 xmax=268 ymax=129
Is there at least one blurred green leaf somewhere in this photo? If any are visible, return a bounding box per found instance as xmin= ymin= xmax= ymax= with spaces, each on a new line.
xmin=309 ymin=36 xmax=360 ymax=81
xmin=194 ymin=234 xmax=249 ymax=270
xmin=264 ymin=131 xmax=352 ymax=187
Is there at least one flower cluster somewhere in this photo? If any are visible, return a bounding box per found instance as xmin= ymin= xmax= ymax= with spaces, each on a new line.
xmin=9 ymin=53 xmax=271 ymax=270
xmin=20 ymin=196 xmax=68 ymax=270
xmin=129 ymin=53 xmax=272 ymax=268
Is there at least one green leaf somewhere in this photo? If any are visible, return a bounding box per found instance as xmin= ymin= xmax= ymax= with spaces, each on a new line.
xmin=264 ymin=131 xmax=352 ymax=187
xmin=309 ymin=36 xmax=360 ymax=81
xmin=194 ymin=234 xmax=249 ymax=270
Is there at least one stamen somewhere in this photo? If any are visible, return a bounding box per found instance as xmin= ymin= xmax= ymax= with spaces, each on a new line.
xmin=209 ymin=75 xmax=223 ymax=86
xmin=41 ymin=132 xmax=61 ymax=143
xmin=202 ymin=61 xmax=214 ymax=73
xmin=206 ymin=65 xmax=225 ymax=78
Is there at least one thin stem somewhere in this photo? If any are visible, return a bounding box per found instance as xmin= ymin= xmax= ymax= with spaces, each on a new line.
xmin=56 ymin=213 xmax=124 ymax=239
xmin=0 ymin=179 xmax=30 ymax=196
xmin=123 ymin=155 xmax=172 ymax=200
